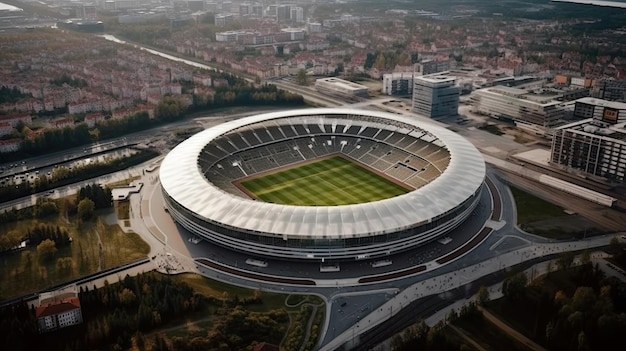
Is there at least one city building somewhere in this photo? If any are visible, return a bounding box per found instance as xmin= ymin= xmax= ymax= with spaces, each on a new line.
xmin=382 ymin=72 xmax=414 ymax=96
xmin=276 ymin=5 xmax=291 ymax=22
xmin=415 ymin=59 xmax=450 ymax=76
xmin=551 ymin=119 xmax=626 ymax=182
xmin=239 ymin=2 xmax=251 ymax=16
xmin=306 ymin=22 xmax=322 ymax=33
xmin=160 ymin=109 xmax=485 ymax=261
xmin=214 ymin=13 xmax=234 ymax=26
xmin=215 ymin=30 xmax=249 ymax=42
xmin=470 ymin=86 xmax=565 ymax=128
xmin=573 ymin=97 xmax=626 ymax=123
xmin=314 ymin=77 xmax=369 ymax=98
xmin=279 ymin=28 xmax=305 ymax=41
xmin=592 ymin=79 xmax=626 ymax=102
xmin=290 ymin=7 xmax=304 ymax=23
xmin=205 ymin=2 xmax=218 ymax=12
xmin=187 ymin=0 xmax=205 ymax=11
xmin=412 ymin=74 xmax=460 ymax=119
xmin=221 ymin=1 xmax=232 ymax=13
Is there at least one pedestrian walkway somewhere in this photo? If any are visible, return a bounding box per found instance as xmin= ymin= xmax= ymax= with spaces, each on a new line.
xmin=319 ymin=235 xmax=621 ymax=351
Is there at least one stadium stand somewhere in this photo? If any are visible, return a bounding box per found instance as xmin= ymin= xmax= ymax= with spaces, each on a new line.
xmin=198 ymin=116 xmax=451 ymax=195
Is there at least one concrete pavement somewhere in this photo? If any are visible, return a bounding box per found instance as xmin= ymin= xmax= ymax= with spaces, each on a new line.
xmin=319 ymin=235 xmax=622 ymax=351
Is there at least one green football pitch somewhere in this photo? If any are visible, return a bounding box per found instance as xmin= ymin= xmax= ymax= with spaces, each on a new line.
xmin=239 ymin=156 xmax=411 ymax=206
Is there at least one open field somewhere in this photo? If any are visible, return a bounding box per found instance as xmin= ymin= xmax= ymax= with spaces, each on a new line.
xmin=238 ymin=155 xmax=410 ymax=206
xmin=510 ymin=185 xmax=607 ymax=239
xmin=0 ymin=209 xmax=149 ymax=300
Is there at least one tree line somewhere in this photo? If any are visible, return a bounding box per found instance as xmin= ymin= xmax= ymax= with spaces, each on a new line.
xmin=0 ymin=149 xmax=157 ymax=204
xmin=50 ymin=74 xmax=88 ymax=88
xmin=77 ymin=183 xmax=112 ymax=210
xmin=26 ymin=224 xmax=71 ymax=248
xmin=494 ymin=250 xmax=626 ymax=351
xmin=0 ymin=271 xmax=292 ymax=351
xmin=0 ymin=86 xmax=32 ymax=104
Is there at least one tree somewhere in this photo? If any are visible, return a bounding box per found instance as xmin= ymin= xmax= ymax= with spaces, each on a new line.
xmin=296 ymin=69 xmax=308 ymax=86
xmin=78 ymin=198 xmax=95 ymax=220
xmin=503 ymin=272 xmax=527 ymax=301
xmin=56 ymin=257 xmax=74 ymax=274
xmin=609 ymin=236 xmax=623 ymax=254
xmin=477 ymin=286 xmax=490 ymax=305
xmin=37 ymin=239 xmax=57 ymax=262
xmin=581 ymin=251 xmax=591 ymax=266
xmin=557 ymin=251 xmax=575 ymax=271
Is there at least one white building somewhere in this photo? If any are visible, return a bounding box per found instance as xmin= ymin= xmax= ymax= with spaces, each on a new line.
xmin=415 ymin=59 xmax=450 ymax=76
xmin=470 ymin=86 xmax=565 ymax=128
xmin=382 ymin=72 xmax=414 ymax=96
xmin=314 ymin=77 xmax=369 ymax=98
xmin=290 ymin=7 xmax=304 ymax=23
xmin=214 ymin=13 xmax=234 ymax=26
xmin=306 ymin=22 xmax=322 ymax=33
xmin=215 ymin=30 xmax=249 ymax=42
xmin=551 ymin=119 xmax=626 ymax=182
xmin=412 ymin=74 xmax=459 ymax=119
xmin=280 ymin=28 xmax=305 ymax=41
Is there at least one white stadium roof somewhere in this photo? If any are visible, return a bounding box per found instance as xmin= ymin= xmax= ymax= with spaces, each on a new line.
xmin=160 ymin=108 xmax=486 ymax=239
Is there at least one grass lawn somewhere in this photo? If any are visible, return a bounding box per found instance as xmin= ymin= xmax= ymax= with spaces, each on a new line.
xmin=509 ymin=186 xmax=607 ymax=239
xmin=239 ymin=156 xmax=410 ymax=206
xmin=0 ymin=210 xmax=149 ymax=300
xmin=173 ymin=273 xmax=312 ymax=312
xmin=510 ymin=186 xmax=566 ymax=224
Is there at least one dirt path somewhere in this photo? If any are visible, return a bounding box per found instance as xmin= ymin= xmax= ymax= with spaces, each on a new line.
xmin=478 ymin=306 xmax=548 ymax=351
xmin=299 ymin=305 xmax=318 ymax=351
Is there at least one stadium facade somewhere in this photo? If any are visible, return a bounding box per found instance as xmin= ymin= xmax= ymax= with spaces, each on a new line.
xmin=160 ymin=109 xmax=486 ymax=262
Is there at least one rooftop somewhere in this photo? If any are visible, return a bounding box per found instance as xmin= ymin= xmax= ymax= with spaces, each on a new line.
xmin=315 ymin=77 xmax=369 ymax=91
xmin=575 ymin=97 xmax=626 ymax=110
xmin=557 ymin=118 xmax=626 ymax=141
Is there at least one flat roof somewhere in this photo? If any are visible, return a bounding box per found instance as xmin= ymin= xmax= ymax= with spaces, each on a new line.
xmin=575 ymin=97 xmax=626 ymax=110
xmin=315 ymin=77 xmax=369 ymax=91
xmin=478 ymin=87 xmax=562 ymax=107
xmin=416 ymin=75 xmax=456 ymax=84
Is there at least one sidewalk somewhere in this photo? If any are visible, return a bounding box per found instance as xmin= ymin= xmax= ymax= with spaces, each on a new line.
xmin=319 ymin=237 xmax=619 ymax=351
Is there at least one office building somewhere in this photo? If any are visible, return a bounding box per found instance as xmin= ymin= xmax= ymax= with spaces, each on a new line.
xmin=382 ymin=72 xmax=414 ymax=96
xmin=470 ymin=86 xmax=565 ymax=128
xmin=412 ymin=74 xmax=460 ymax=119
xmin=551 ymin=119 xmax=626 ymax=182
xmin=290 ymin=7 xmax=304 ymax=23
xmin=573 ymin=97 xmax=626 ymax=123
xmin=592 ymin=79 xmax=626 ymax=102
xmin=415 ymin=59 xmax=450 ymax=76
xmin=315 ymin=78 xmax=369 ymax=98
xmin=214 ymin=13 xmax=234 ymax=26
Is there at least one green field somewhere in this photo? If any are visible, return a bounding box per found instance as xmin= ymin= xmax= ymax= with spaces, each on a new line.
xmin=239 ymin=156 xmax=410 ymax=206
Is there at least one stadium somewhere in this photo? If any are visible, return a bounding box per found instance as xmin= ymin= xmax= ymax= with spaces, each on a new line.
xmin=160 ymin=108 xmax=486 ymax=262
